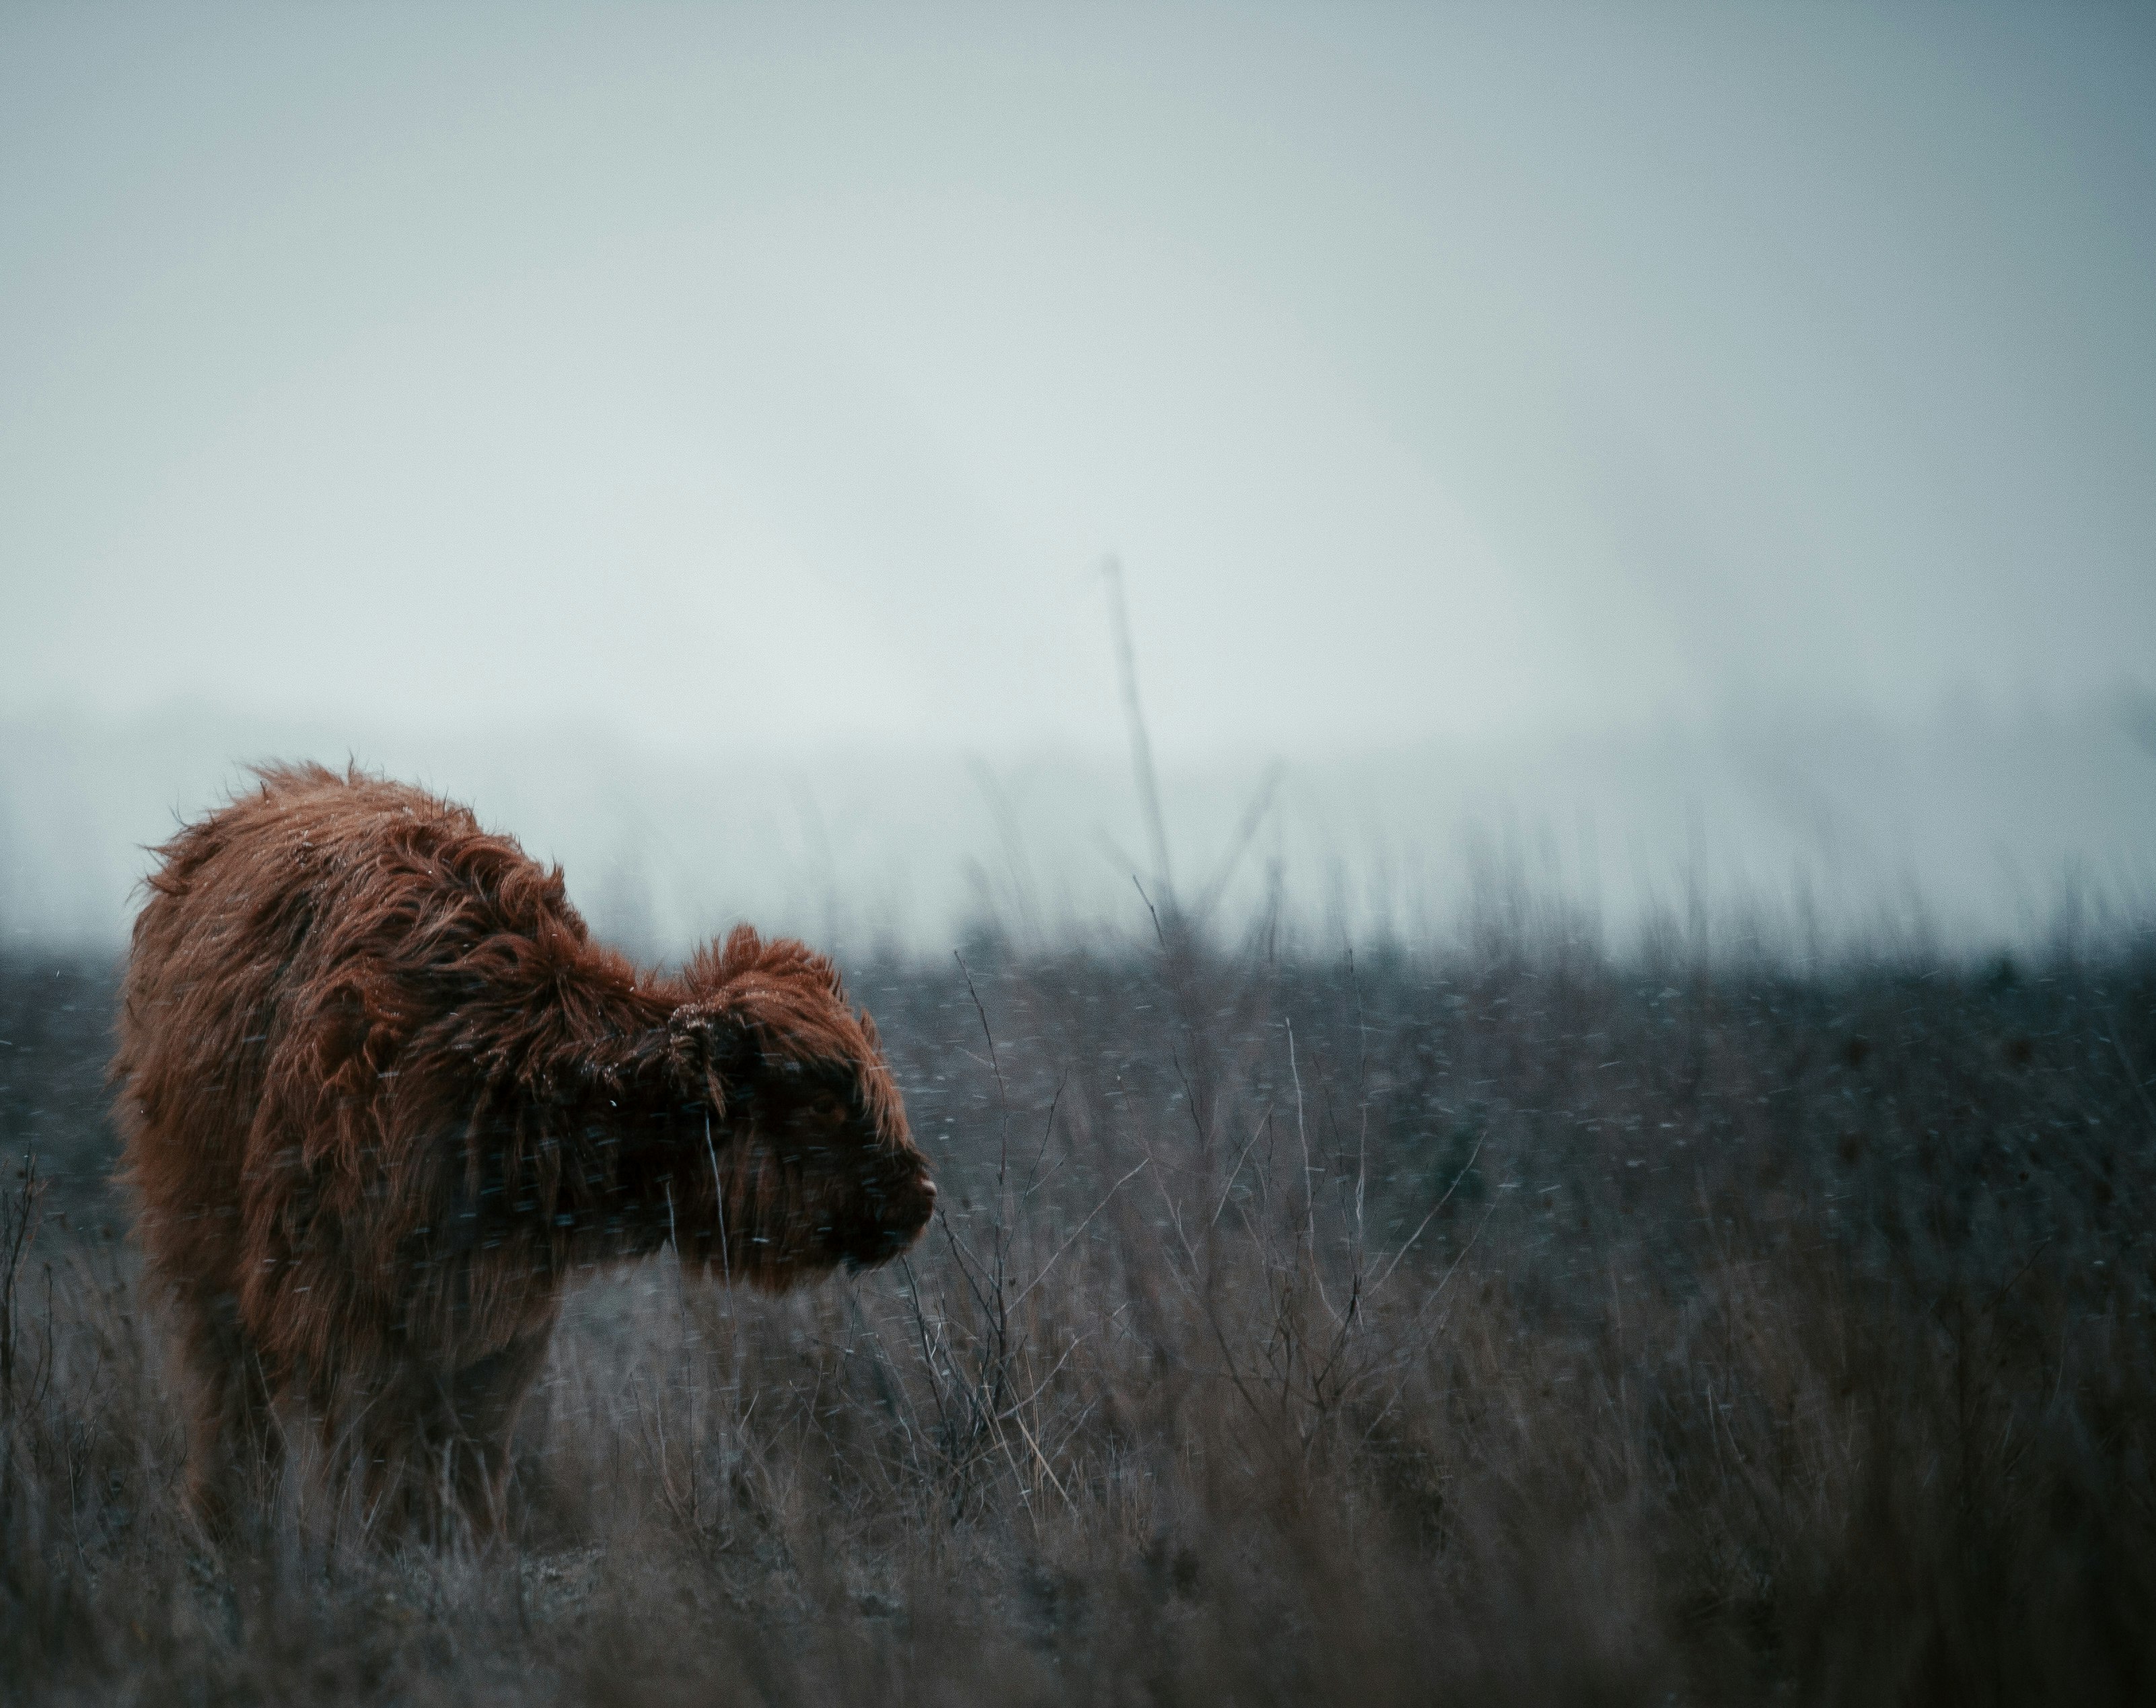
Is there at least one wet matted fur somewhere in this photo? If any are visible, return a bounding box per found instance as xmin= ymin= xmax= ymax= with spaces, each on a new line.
xmin=110 ymin=763 xmax=934 ymax=1534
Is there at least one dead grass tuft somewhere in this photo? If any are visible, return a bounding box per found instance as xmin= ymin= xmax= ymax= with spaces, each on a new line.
xmin=2 ymin=925 xmax=2152 ymax=1703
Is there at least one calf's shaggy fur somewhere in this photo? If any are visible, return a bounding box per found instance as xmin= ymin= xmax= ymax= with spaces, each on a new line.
xmin=111 ymin=764 xmax=934 ymax=1531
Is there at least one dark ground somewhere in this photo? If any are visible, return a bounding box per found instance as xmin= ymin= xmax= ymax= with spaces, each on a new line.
xmin=2 ymin=920 xmax=2153 ymax=1705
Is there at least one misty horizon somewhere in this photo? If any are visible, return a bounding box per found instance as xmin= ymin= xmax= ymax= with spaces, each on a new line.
xmin=5 ymin=690 xmax=2151 ymax=960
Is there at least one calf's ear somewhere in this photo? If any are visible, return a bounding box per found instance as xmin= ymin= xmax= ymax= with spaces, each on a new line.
xmin=662 ymin=1004 xmax=762 ymax=1106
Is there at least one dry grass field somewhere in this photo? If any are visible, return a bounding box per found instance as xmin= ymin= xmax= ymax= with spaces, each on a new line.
xmin=1 ymin=911 xmax=2152 ymax=1705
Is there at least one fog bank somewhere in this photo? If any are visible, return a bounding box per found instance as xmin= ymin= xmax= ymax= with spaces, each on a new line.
xmin=5 ymin=698 xmax=2150 ymax=962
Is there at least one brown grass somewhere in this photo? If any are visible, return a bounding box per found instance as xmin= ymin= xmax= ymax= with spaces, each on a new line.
xmin=2 ymin=915 xmax=2153 ymax=1704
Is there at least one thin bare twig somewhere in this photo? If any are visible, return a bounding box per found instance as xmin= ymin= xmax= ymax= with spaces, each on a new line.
xmin=1009 ymin=1158 xmax=1151 ymax=1312
xmin=1133 ymin=876 xmax=1168 ymax=952
xmin=1370 ymin=1133 xmax=1485 ymax=1293
xmin=1023 ymin=1071 xmax=1071 ymax=1199
xmin=1209 ymin=1103 xmax=1276 ymax=1231
xmin=1103 ymin=554 xmax=1175 ymax=911
xmin=1193 ymin=760 xmax=1285 ymax=924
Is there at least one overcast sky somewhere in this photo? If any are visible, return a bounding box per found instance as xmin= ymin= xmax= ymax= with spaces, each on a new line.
xmin=4 ymin=2 xmax=2153 ymax=763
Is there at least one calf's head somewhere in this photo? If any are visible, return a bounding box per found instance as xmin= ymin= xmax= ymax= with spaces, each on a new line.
xmin=664 ymin=926 xmax=934 ymax=1287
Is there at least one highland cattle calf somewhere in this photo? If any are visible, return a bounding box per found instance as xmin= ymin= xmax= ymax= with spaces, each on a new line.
xmin=111 ymin=763 xmax=934 ymax=1534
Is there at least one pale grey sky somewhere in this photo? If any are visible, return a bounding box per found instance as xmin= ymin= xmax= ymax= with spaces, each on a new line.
xmin=5 ymin=1 xmax=2153 ymax=762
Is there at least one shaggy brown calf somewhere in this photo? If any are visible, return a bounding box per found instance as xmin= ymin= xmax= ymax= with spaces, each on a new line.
xmin=111 ymin=764 xmax=934 ymax=1533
